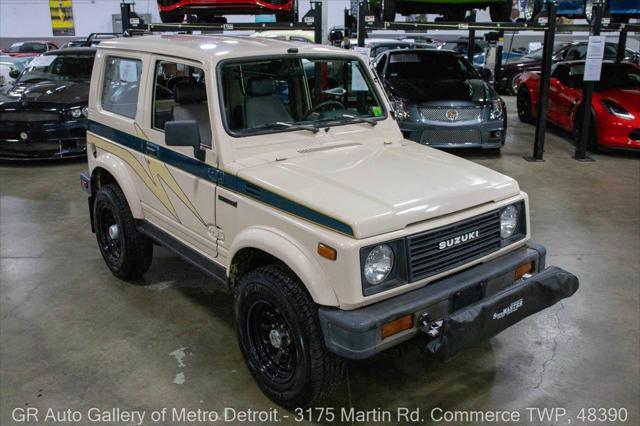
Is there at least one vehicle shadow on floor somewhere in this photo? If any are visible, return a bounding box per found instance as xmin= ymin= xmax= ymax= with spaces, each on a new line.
xmin=136 ymin=250 xmax=500 ymax=420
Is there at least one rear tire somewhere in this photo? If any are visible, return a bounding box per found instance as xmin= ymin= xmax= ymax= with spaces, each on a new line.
xmin=94 ymin=184 xmax=153 ymax=280
xmin=489 ymin=0 xmax=512 ymax=22
xmin=517 ymin=88 xmax=534 ymax=124
xmin=159 ymin=11 xmax=183 ymax=23
xmin=381 ymin=0 xmax=396 ymax=22
xmin=234 ymin=264 xmax=345 ymax=408
xmin=443 ymin=7 xmax=466 ymax=21
xmin=275 ymin=10 xmax=295 ymax=22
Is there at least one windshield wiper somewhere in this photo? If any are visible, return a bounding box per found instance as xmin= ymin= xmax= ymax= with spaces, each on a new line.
xmin=275 ymin=122 xmax=319 ymax=134
xmin=340 ymin=114 xmax=378 ymax=127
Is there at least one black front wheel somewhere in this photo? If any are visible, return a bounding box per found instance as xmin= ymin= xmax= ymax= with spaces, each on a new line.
xmin=517 ymin=88 xmax=534 ymax=124
xmin=275 ymin=10 xmax=295 ymax=22
xmin=489 ymin=0 xmax=512 ymax=22
xmin=94 ymin=184 xmax=153 ymax=280
xmin=159 ymin=11 xmax=183 ymax=23
xmin=234 ymin=264 xmax=345 ymax=408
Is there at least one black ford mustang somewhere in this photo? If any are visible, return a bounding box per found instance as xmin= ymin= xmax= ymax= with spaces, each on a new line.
xmin=0 ymin=47 xmax=96 ymax=160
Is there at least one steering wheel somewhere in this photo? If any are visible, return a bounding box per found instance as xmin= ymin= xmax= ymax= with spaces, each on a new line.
xmin=304 ymin=100 xmax=345 ymax=120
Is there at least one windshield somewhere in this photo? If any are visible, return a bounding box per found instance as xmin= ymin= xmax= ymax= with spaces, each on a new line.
xmin=7 ymin=42 xmax=47 ymax=54
xmin=18 ymin=53 xmax=95 ymax=83
xmin=220 ymin=56 xmax=385 ymax=136
xmin=569 ymin=63 xmax=640 ymax=91
xmin=521 ymin=47 xmax=544 ymax=61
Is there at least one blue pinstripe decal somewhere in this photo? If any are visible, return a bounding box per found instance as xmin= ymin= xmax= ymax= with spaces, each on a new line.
xmin=88 ymin=121 xmax=355 ymax=236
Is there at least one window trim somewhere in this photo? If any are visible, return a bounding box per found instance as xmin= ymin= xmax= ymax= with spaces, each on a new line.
xmin=100 ymin=55 xmax=143 ymax=120
xmin=215 ymin=54 xmax=389 ymax=139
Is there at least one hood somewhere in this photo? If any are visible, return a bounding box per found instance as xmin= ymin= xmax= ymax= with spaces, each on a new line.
xmin=596 ymin=89 xmax=640 ymax=113
xmin=503 ymin=58 xmax=541 ymax=71
xmin=239 ymin=142 xmax=520 ymax=238
xmin=0 ymin=80 xmax=89 ymax=108
xmin=386 ymin=77 xmax=493 ymax=103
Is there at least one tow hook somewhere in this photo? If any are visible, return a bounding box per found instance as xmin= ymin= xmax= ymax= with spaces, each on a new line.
xmin=419 ymin=313 xmax=443 ymax=338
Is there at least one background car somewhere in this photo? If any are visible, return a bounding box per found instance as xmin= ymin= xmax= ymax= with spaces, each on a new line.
xmin=1 ymin=41 xmax=58 ymax=57
xmin=499 ymin=41 xmax=640 ymax=94
xmin=156 ymin=0 xmax=295 ymax=23
xmin=371 ymin=0 xmax=514 ymax=22
xmin=521 ymin=0 xmax=640 ymax=23
xmin=249 ymin=30 xmax=315 ymax=43
xmin=0 ymin=56 xmax=32 ymax=88
xmin=374 ymin=49 xmax=507 ymax=150
xmin=0 ymin=47 xmax=96 ymax=160
xmin=517 ymin=61 xmax=640 ymax=151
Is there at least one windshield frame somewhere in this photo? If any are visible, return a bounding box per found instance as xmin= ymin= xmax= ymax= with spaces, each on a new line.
xmin=17 ymin=53 xmax=95 ymax=84
xmin=216 ymin=54 xmax=388 ymax=139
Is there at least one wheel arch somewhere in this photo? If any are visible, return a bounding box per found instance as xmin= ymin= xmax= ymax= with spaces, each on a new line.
xmin=227 ymin=227 xmax=340 ymax=307
xmin=91 ymin=154 xmax=143 ymax=219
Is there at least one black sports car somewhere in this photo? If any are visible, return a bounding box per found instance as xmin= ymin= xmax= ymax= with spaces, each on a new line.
xmin=0 ymin=47 xmax=96 ymax=160
xmin=498 ymin=41 xmax=640 ymax=95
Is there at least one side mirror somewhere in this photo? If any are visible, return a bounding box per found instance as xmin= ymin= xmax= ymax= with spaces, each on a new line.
xmin=165 ymin=120 xmax=205 ymax=161
xmin=9 ymin=68 xmax=20 ymax=79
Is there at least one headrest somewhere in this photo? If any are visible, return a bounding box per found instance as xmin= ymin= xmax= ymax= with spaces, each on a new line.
xmin=174 ymin=81 xmax=206 ymax=104
xmin=246 ymin=78 xmax=276 ymax=96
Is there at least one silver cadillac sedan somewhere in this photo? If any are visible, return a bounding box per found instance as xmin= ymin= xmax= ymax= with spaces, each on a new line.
xmin=373 ymin=49 xmax=507 ymax=151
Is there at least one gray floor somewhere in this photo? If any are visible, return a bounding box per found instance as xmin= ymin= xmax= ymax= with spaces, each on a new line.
xmin=1 ymin=97 xmax=639 ymax=425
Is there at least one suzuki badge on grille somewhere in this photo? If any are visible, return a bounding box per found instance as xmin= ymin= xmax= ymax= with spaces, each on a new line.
xmin=438 ymin=230 xmax=479 ymax=250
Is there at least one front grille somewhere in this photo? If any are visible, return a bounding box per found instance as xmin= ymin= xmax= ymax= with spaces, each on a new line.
xmin=420 ymin=106 xmax=483 ymax=122
xmin=0 ymin=111 xmax=61 ymax=122
xmin=407 ymin=210 xmax=501 ymax=282
xmin=421 ymin=128 xmax=481 ymax=145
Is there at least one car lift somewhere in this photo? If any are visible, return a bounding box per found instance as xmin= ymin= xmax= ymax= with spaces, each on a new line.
xmin=120 ymin=0 xmax=323 ymax=45
xmin=352 ymin=0 xmax=639 ymax=161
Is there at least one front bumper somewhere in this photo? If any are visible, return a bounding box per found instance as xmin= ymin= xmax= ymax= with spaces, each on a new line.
xmin=318 ymin=242 xmax=578 ymax=360
xmin=400 ymin=116 xmax=505 ymax=149
xmin=0 ymin=120 xmax=87 ymax=160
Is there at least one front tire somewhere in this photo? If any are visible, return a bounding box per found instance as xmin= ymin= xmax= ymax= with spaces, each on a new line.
xmin=275 ymin=10 xmax=295 ymax=22
xmin=517 ymin=88 xmax=534 ymax=123
xmin=234 ymin=264 xmax=345 ymax=408
xmin=159 ymin=11 xmax=183 ymax=23
xmin=489 ymin=0 xmax=512 ymax=22
xmin=443 ymin=8 xmax=466 ymax=21
xmin=94 ymin=184 xmax=153 ymax=280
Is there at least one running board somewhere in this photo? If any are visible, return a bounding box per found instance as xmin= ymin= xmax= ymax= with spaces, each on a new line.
xmin=136 ymin=220 xmax=227 ymax=288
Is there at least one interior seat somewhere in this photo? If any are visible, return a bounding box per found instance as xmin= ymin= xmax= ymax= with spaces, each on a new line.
xmin=171 ymin=81 xmax=211 ymax=148
xmin=244 ymin=78 xmax=293 ymax=128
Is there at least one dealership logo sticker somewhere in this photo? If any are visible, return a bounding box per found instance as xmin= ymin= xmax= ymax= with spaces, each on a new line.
xmin=438 ymin=230 xmax=479 ymax=250
xmin=493 ymin=298 xmax=524 ymax=320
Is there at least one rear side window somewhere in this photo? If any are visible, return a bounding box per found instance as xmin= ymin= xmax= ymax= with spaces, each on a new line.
xmin=101 ymin=57 xmax=142 ymax=119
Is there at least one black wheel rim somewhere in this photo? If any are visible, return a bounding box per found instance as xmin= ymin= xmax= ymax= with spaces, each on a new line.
xmin=97 ymin=204 xmax=122 ymax=265
xmin=246 ymin=300 xmax=297 ymax=385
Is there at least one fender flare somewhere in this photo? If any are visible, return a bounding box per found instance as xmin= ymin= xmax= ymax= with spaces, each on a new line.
xmin=228 ymin=227 xmax=340 ymax=307
xmin=92 ymin=152 xmax=143 ymax=219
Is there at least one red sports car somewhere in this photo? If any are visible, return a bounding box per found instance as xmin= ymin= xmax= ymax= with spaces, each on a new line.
xmin=1 ymin=41 xmax=59 ymax=58
xmin=517 ymin=61 xmax=640 ymax=151
xmin=157 ymin=0 xmax=294 ymax=23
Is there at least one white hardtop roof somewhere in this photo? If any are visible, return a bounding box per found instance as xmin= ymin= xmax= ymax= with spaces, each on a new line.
xmin=97 ymin=34 xmax=352 ymax=63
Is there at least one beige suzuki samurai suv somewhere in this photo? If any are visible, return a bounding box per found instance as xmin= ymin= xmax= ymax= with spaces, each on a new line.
xmin=80 ymin=34 xmax=578 ymax=408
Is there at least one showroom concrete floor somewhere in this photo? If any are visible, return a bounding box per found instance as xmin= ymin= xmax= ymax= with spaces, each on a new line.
xmin=1 ymin=97 xmax=639 ymax=425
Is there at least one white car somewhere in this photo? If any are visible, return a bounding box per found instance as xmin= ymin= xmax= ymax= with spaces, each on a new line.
xmin=0 ymin=56 xmax=31 ymax=87
xmin=80 ymin=35 xmax=578 ymax=408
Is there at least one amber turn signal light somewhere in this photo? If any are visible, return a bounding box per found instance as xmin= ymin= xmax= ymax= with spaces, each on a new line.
xmin=515 ymin=262 xmax=533 ymax=280
xmin=381 ymin=314 xmax=413 ymax=339
xmin=317 ymin=243 xmax=337 ymax=261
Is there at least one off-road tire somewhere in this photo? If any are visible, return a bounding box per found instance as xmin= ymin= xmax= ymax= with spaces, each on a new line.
xmin=94 ymin=184 xmax=153 ymax=280
xmin=489 ymin=0 xmax=512 ymax=22
xmin=443 ymin=7 xmax=466 ymax=21
xmin=517 ymin=88 xmax=534 ymax=123
xmin=234 ymin=264 xmax=345 ymax=408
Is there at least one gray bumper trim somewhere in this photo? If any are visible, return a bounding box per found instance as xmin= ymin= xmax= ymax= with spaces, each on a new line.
xmin=318 ymin=242 xmax=556 ymax=359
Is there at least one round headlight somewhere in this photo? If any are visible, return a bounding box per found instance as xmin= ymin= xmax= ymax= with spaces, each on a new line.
xmin=364 ymin=244 xmax=394 ymax=285
xmin=82 ymin=106 xmax=89 ymax=117
xmin=500 ymin=205 xmax=519 ymax=238
xmin=70 ymin=108 xmax=82 ymax=119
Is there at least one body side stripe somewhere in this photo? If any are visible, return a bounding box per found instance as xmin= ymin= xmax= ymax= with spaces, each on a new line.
xmin=87 ymin=121 xmax=355 ymax=237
